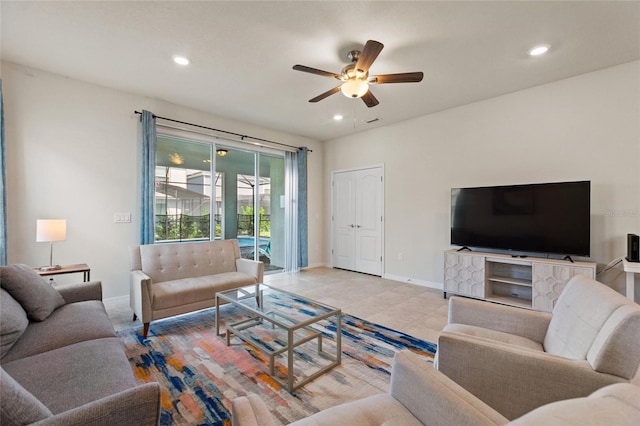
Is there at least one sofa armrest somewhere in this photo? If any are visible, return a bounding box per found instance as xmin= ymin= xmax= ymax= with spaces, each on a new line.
xmin=448 ymin=297 xmax=551 ymax=342
xmin=437 ymin=332 xmax=626 ymax=420
xmin=389 ymin=350 xmax=508 ymax=426
xmin=56 ymin=281 xmax=102 ymax=304
xmin=34 ymin=383 xmax=161 ymax=426
xmin=130 ymin=270 xmax=153 ymax=323
xmin=231 ymin=394 xmax=277 ymax=426
xmin=236 ymin=258 xmax=264 ymax=284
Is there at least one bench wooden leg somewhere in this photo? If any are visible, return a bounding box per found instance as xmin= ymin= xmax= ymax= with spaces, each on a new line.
xmin=143 ymin=323 xmax=150 ymax=338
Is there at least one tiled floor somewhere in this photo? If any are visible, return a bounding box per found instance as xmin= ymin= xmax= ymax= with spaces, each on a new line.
xmin=106 ymin=267 xmax=449 ymax=343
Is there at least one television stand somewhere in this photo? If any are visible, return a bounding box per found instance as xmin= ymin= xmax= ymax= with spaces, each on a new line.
xmin=456 ymin=246 xmax=472 ymax=252
xmin=563 ymin=255 xmax=575 ymax=263
xmin=444 ymin=250 xmax=596 ymax=312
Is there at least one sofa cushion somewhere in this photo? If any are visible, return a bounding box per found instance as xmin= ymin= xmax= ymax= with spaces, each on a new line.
xmin=0 ymin=264 xmax=65 ymax=321
xmin=289 ymin=393 xmax=423 ymax=426
xmin=510 ymin=383 xmax=640 ymax=425
xmin=1 ymin=300 xmax=117 ymax=363
xmin=140 ymin=239 xmax=241 ymax=283
xmin=2 ymin=337 xmax=138 ymax=414
xmin=586 ymin=304 xmax=640 ymax=378
xmin=544 ymin=275 xmax=629 ymax=360
xmin=0 ymin=289 xmax=29 ymax=359
xmin=152 ymin=272 xmax=257 ymax=310
xmin=0 ymin=368 xmax=52 ymax=425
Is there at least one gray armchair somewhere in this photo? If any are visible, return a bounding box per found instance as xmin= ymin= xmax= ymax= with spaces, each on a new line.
xmin=231 ymin=350 xmax=640 ymax=426
xmin=436 ymin=274 xmax=640 ymax=420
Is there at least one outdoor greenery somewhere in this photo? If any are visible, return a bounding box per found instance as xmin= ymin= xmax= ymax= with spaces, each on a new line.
xmin=155 ymin=211 xmax=270 ymax=241
xmin=238 ymin=206 xmax=270 ymax=237
xmin=155 ymin=214 xmax=211 ymax=241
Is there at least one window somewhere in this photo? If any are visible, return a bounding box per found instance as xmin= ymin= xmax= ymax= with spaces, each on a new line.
xmin=155 ymin=136 xmax=212 ymax=242
xmin=154 ymin=135 xmax=286 ymax=272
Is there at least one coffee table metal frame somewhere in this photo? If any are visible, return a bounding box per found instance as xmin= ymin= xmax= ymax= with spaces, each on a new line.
xmin=215 ymin=284 xmax=342 ymax=392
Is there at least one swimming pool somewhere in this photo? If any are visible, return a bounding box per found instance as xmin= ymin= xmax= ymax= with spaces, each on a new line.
xmin=236 ymin=236 xmax=270 ymax=248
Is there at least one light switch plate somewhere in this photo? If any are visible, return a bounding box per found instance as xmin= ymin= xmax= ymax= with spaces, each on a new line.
xmin=114 ymin=212 xmax=132 ymax=223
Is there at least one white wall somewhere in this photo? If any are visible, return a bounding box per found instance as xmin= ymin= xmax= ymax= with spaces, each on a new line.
xmin=4 ymin=60 xmax=638 ymax=300
xmin=324 ymin=61 xmax=640 ymax=295
xmin=2 ymin=61 xmax=324 ymax=299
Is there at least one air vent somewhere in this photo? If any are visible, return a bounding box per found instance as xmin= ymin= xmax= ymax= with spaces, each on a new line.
xmin=365 ymin=118 xmax=381 ymax=124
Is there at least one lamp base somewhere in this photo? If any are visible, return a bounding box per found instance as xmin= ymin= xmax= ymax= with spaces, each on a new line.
xmin=39 ymin=265 xmax=62 ymax=271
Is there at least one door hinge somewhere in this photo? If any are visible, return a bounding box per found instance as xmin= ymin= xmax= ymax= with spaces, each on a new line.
xmin=380 ymin=256 xmax=383 ymax=262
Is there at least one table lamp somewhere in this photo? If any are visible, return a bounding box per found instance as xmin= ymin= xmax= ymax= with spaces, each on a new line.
xmin=36 ymin=219 xmax=66 ymax=271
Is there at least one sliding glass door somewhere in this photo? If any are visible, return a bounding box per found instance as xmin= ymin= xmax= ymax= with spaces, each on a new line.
xmin=154 ymin=135 xmax=286 ymax=272
xmin=215 ymin=147 xmax=284 ymax=271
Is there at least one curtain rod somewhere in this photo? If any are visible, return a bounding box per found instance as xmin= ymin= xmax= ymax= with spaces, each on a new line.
xmin=134 ymin=110 xmax=311 ymax=152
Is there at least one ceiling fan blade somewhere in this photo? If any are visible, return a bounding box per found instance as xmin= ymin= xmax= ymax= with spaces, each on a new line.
xmin=361 ymin=90 xmax=379 ymax=108
xmin=371 ymin=72 xmax=424 ymax=84
xmin=309 ymin=86 xmax=341 ymax=103
xmin=355 ymin=40 xmax=384 ymax=74
xmin=293 ymin=65 xmax=341 ymax=80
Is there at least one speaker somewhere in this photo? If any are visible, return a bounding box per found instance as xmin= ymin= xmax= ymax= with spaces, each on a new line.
xmin=628 ymin=234 xmax=640 ymax=262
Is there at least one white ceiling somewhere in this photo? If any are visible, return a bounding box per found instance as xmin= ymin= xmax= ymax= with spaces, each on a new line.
xmin=2 ymin=1 xmax=639 ymax=142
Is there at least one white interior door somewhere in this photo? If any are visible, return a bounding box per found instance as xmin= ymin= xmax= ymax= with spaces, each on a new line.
xmin=332 ymin=171 xmax=356 ymax=270
xmin=332 ymin=166 xmax=383 ymax=276
xmin=355 ymin=167 xmax=383 ymax=275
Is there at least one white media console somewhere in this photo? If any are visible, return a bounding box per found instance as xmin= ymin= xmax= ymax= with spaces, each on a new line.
xmin=444 ymin=249 xmax=596 ymax=312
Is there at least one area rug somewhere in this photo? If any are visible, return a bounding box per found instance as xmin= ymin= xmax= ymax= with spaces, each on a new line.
xmin=117 ymin=293 xmax=437 ymax=426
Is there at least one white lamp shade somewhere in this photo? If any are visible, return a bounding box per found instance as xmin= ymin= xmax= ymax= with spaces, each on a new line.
xmin=341 ymin=79 xmax=369 ymax=98
xmin=36 ymin=219 xmax=67 ymax=242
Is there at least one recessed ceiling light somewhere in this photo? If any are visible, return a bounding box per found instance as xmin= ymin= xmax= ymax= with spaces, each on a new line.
xmin=333 ymin=114 xmax=344 ymax=121
xmin=173 ymin=56 xmax=190 ymax=66
xmin=528 ymin=45 xmax=550 ymax=56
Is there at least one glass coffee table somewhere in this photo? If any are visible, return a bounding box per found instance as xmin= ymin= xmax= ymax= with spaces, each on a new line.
xmin=215 ymin=284 xmax=342 ymax=392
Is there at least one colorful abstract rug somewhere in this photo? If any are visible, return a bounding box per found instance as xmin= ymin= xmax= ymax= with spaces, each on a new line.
xmin=117 ymin=293 xmax=437 ymax=426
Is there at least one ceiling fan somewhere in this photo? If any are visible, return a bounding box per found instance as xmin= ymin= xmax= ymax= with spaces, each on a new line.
xmin=293 ymin=40 xmax=423 ymax=108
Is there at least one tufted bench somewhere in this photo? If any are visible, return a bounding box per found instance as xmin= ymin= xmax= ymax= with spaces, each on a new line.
xmin=129 ymin=239 xmax=263 ymax=337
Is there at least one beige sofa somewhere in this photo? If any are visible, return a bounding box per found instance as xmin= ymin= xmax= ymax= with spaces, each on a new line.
xmin=436 ymin=274 xmax=640 ymax=419
xmin=1 ymin=264 xmax=160 ymax=425
xmin=130 ymin=239 xmax=263 ymax=337
xmin=231 ymin=350 xmax=640 ymax=426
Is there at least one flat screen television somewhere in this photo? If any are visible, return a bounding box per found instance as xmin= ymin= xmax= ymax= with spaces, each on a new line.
xmin=451 ymin=181 xmax=590 ymax=257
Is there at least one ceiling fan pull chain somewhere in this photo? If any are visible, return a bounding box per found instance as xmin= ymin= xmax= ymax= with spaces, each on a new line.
xmin=353 ymin=99 xmax=357 ymax=129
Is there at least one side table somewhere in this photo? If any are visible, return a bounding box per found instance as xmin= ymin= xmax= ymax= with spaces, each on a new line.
xmin=36 ymin=263 xmax=91 ymax=282
xmin=623 ymin=259 xmax=639 ymax=302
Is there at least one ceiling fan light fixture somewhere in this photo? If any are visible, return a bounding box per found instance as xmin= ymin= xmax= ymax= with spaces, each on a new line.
xmin=169 ymin=153 xmax=184 ymax=165
xmin=341 ymin=79 xmax=369 ymax=98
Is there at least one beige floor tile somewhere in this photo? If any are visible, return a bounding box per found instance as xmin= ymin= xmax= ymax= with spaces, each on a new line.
xmin=107 ymin=267 xmax=449 ymax=343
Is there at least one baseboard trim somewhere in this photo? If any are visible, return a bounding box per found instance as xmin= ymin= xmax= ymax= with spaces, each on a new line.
xmin=304 ymin=262 xmax=328 ymax=269
xmin=383 ymin=273 xmax=443 ymax=290
xmin=103 ymin=294 xmax=129 ymax=308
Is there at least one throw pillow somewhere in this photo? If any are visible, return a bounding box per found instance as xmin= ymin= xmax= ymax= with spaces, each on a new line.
xmin=0 ymin=289 xmax=29 ymax=359
xmin=0 ymin=368 xmax=52 ymax=425
xmin=0 ymin=264 xmax=65 ymax=321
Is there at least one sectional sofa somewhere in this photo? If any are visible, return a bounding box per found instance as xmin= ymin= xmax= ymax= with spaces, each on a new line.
xmin=0 ymin=264 xmax=160 ymax=425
